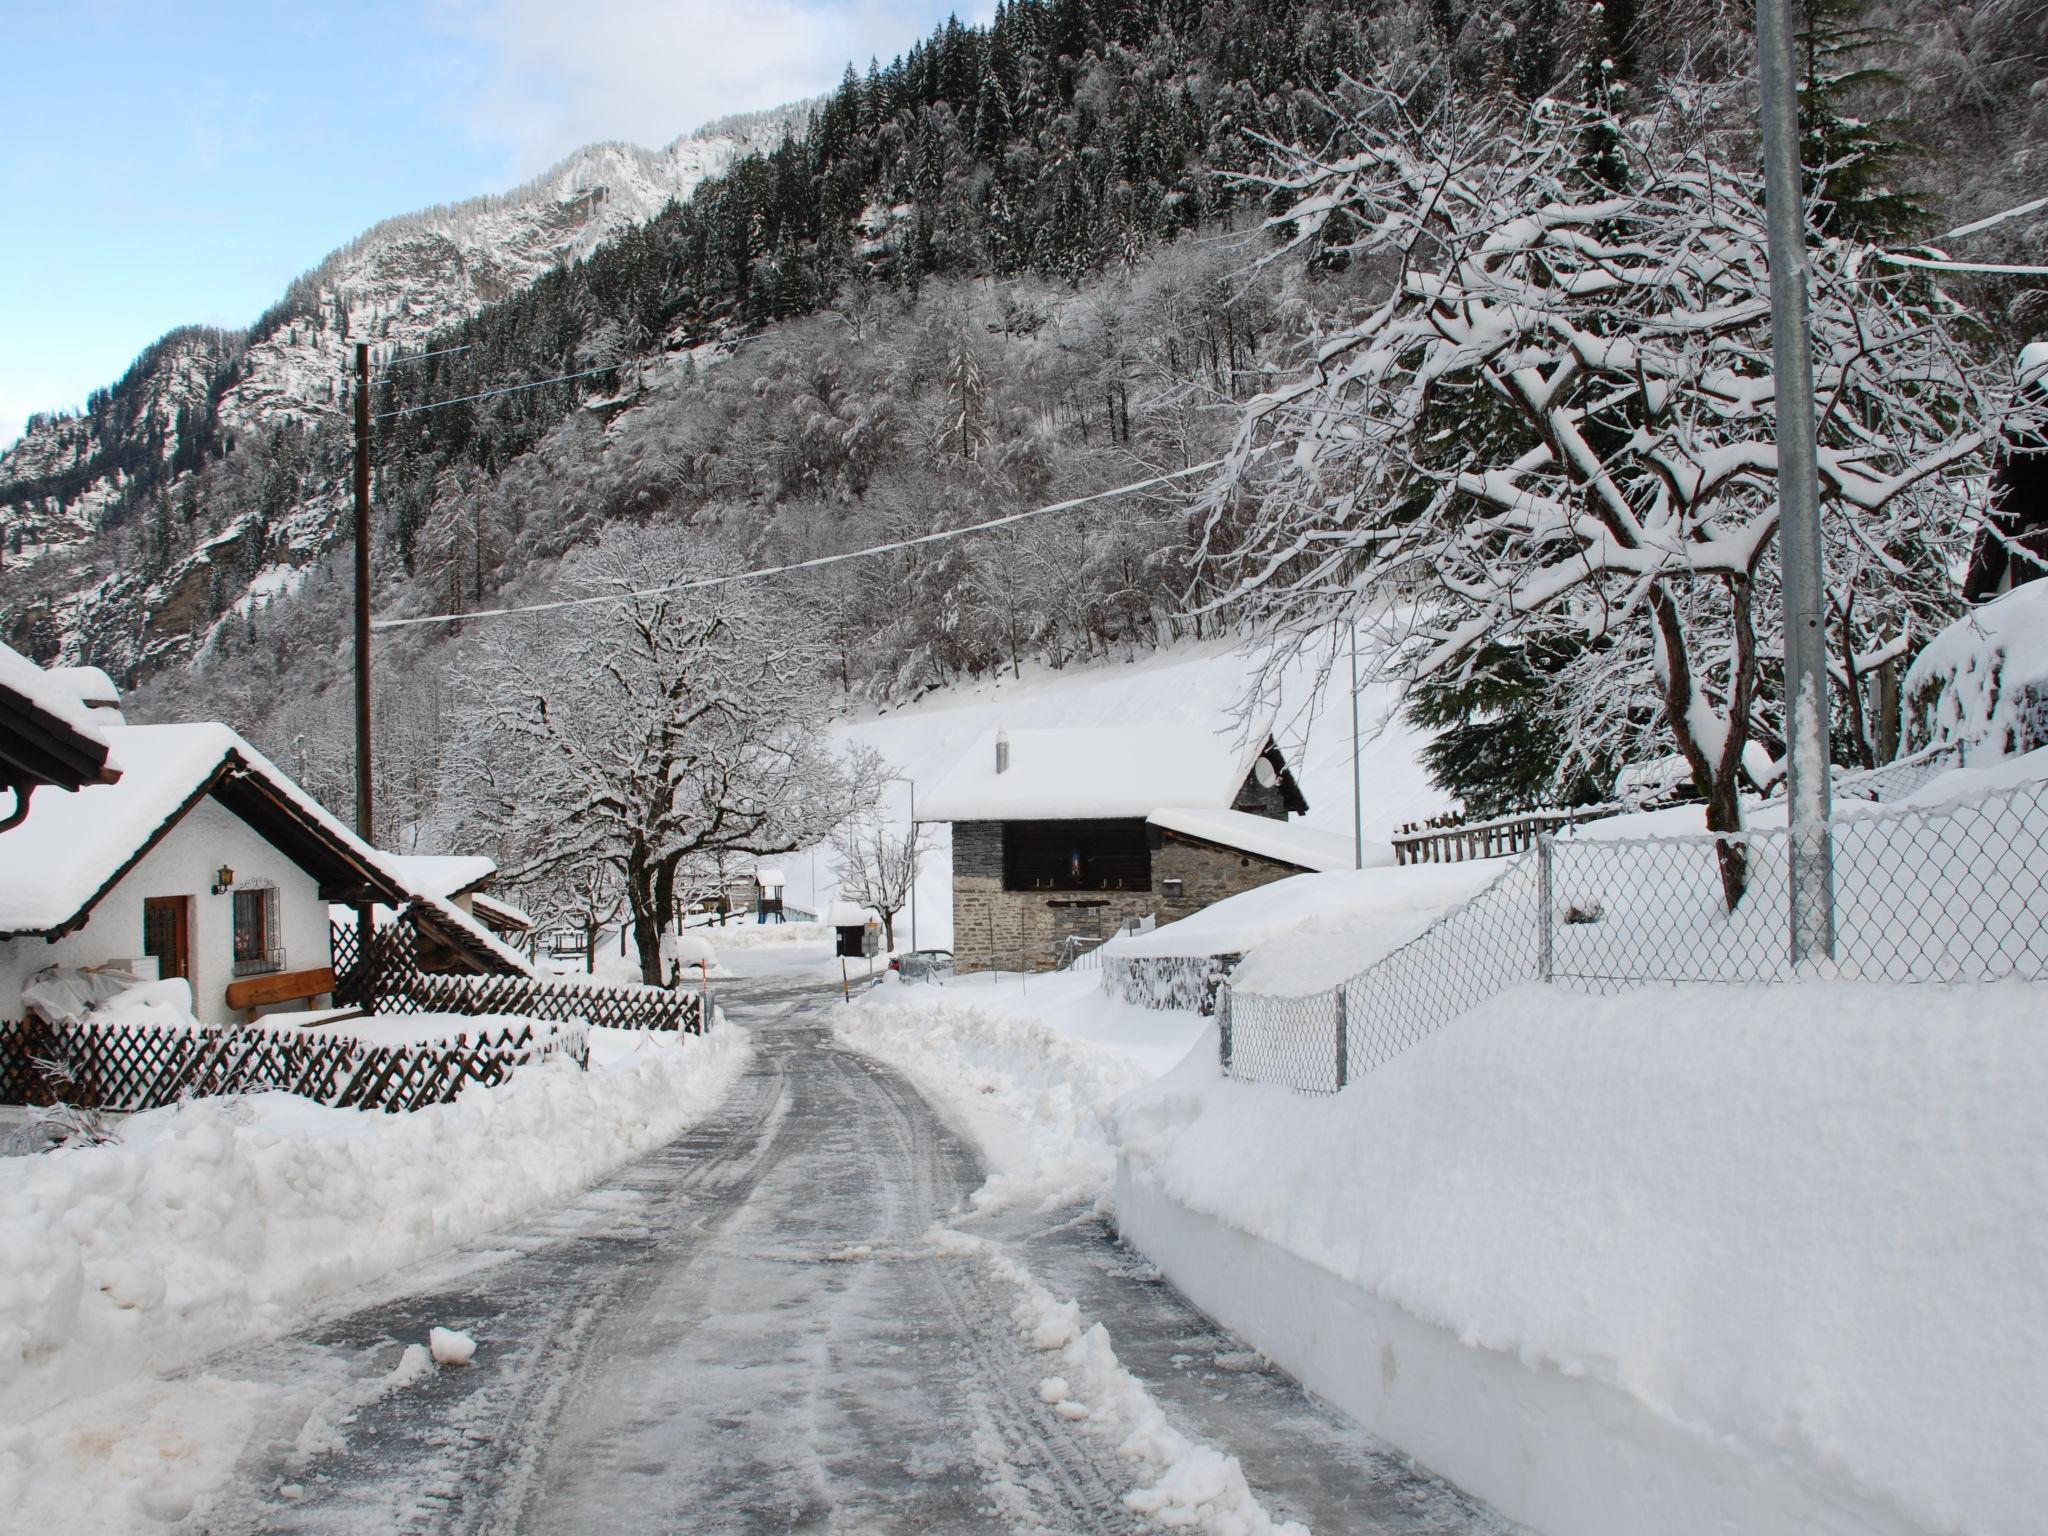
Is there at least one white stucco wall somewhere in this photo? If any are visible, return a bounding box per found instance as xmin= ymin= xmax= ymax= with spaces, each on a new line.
xmin=1 ymin=795 xmax=334 ymax=1023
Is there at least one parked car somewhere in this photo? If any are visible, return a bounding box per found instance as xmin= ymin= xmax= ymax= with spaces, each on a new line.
xmin=889 ymin=949 xmax=954 ymax=982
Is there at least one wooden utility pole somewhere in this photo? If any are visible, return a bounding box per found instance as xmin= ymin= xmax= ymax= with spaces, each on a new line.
xmin=351 ymin=343 xmax=378 ymax=1001
xmin=353 ymin=342 xmax=375 ymax=846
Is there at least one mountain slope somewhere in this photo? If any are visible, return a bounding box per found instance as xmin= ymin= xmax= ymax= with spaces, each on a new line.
xmin=0 ymin=108 xmax=802 ymax=561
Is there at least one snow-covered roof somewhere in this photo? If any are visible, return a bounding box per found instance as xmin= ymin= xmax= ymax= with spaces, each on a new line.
xmin=0 ymin=642 xmax=119 ymax=795
xmin=0 ymin=719 xmax=528 ymax=976
xmin=1146 ymin=808 xmax=1357 ymax=872
xmin=0 ymin=644 xmax=109 ymax=745
xmin=471 ymin=891 xmax=534 ymax=931
xmin=919 ymin=725 xmax=1278 ymax=822
xmin=829 ymin=901 xmax=877 ymax=927
xmin=42 ymin=665 xmax=122 ymax=715
xmin=0 ymin=723 xmax=235 ymax=933
xmin=754 ymin=867 xmax=787 ymax=889
xmin=384 ymin=852 xmax=498 ymax=900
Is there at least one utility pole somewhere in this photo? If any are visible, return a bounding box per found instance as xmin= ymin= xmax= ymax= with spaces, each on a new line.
xmin=353 ymin=342 xmax=375 ymax=848
xmin=1350 ymin=619 xmax=1363 ymax=871
xmin=1756 ymin=0 xmax=1835 ymax=963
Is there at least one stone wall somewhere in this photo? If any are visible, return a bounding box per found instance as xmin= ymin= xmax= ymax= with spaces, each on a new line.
xmin=948 ymin=820 xmax=1310 ymax=973
xmin=1153 ymin=833 xmax=1303 ymax=925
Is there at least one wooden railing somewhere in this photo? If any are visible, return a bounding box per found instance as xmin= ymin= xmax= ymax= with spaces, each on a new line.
xmin=1392 ymin=803 xmax=1622 ymax=865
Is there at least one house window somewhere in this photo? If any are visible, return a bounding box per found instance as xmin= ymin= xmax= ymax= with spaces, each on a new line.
xmin=1002 ymin=820 xmax=1152 ymax=892
xmin=232 ymin=881 xmax=285 ymax=976
xmin=1161 ymin=878 xmax=1185 ymax=898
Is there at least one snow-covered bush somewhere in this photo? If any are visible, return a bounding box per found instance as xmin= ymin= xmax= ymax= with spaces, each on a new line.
xmin=1904 ymin=582 xmax=2048 ymax=759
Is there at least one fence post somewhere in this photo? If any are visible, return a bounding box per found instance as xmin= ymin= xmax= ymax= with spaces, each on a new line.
xmin=1218 ymin=986 xmax=1233 ymax=1075
xmin=1333 ymin=986 xmax=1348 ymax=1090
xmin=1537 ymin=834 xmax=1556 ymax=983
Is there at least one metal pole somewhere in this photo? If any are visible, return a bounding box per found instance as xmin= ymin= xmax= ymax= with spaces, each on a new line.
xmin=1350 ymin=619 xmax=1364 ymax=870
xmin=1756 ymin=0 xmax=1836 ymax=963
xmin=902 ymin=776 xmax=917 ymax=952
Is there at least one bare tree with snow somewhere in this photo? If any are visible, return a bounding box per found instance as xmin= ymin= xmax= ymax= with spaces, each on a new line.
xmin=1199 ymin=77 xmax=2020 ymax=905
xmin=460 ymin=526 xmax=884 ymax=982
xmin=830 ymin=809 xmax=933 ymax=953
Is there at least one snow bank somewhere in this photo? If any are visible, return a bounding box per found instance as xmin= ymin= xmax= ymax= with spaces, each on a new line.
xmin=1117 ymin=980 xmax=2048 ymax=1536
xmin=831 ymin=972 xmax=1201 ymax=1210
xmin=0 ymin=1021 xmax=750 ymax=1429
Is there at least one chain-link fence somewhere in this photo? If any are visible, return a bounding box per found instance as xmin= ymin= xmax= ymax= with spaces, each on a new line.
xmin=1223 ymin=774 xmax=2048 ymax=1092
xmin=1831 ymin=740 xmax=1966 ymax=804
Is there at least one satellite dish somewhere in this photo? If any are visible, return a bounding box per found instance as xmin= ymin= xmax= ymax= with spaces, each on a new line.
xmin=1253 ymin=757 xmax=1280 ymax=789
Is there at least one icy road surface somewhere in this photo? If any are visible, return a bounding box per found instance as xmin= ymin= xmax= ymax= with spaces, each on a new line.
xmin=192 ymin=974 xmax=1506 ymax=1534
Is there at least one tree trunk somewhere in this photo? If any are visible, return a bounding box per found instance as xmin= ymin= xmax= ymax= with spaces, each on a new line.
xmin=881 ymin=909 xmax=896 ymax=953
xmin=626 ymin=854 xmax=663 ymax=986
xmin=1651 ymin=583 xmax=1753 ymax=912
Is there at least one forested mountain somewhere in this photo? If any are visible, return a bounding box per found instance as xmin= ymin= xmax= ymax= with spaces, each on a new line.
xmin=2 ymin=0 xmax=2042 ymax=841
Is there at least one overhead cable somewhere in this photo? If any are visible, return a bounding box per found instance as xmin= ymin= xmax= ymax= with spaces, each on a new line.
xmin=374 ymin=362 xmax=625 ymax=421
xmin=375 ymin=342 xmax=476 ymax=370
xmin=370 ymin=455 xmax=1236 ymax=631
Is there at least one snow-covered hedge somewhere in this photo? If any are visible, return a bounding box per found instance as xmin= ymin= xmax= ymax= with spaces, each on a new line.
xmin=1904 ymin=581 xmax=2048 ymax=758
xmin=0 ymin=1022 xmax=750 ymax=1430
xmin=1099 ymin=954 xmax=1236 ymax=1014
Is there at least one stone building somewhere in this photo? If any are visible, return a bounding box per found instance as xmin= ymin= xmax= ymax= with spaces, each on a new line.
xmin=921 ymin=724 xmax=1352 ymax=973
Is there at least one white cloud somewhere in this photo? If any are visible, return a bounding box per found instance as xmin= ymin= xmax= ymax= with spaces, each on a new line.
xmin=442 ymin=0 xmax=975 ymax=172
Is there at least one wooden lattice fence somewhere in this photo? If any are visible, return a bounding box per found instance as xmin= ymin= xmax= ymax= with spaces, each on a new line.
xmin=0 ymin=1016 xmax=587 ymax=1115
xmin=406 ymin=973 xmax=707 ymax=1032
xmin=332 ymin=919 xmax=706 ymax=1033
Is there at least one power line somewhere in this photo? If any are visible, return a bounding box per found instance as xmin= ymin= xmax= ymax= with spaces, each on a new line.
xmin=374 ymin=361 xmax=625 ymax=421
xmin=1937 ymin=196 xmax=2046 ymax=242
xmin=1877 ymin=252 xmax=2048 ymax=277
xmin=370 ymin=456 xmax=1234 ymax=632
xmin=376 ymin=342 xmax=476 ymax=370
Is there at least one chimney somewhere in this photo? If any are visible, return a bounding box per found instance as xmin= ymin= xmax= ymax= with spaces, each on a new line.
xmin=995 ymin=730 xmax=1009 ymax=775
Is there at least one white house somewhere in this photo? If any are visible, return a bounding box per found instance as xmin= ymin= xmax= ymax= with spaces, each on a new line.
xmin=0 ymin=706 xmax=524 ymax=1025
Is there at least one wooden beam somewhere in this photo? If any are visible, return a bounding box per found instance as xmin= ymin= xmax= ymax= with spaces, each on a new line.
xmin=226 ymin=966 xmax=337 ymax=1012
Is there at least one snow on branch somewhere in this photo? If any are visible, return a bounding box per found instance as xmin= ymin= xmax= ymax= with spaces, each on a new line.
xmin=1198 ymin=76 xmax=2018 ymax=903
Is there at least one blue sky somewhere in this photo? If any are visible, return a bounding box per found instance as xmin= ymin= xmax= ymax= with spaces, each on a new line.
xmin=0 ymin=0 xmax=981 ymax=449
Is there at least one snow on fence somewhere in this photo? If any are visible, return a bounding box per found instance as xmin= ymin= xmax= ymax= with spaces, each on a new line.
xmin=332 ymin=919 xmax=706 ymax=1033
xmin=1391 ymin=802 xmax=1622 ymax=865
xmin=1102 ymin=952 xmax=1240 ymax=1015
xmin=1831 ymin=739 xmax=1967 ymax=804
xmin=0 ymin=1015 xmax=586 ymax=1115
xmin=1224 ymin=775 xmax=2048 ymax=1093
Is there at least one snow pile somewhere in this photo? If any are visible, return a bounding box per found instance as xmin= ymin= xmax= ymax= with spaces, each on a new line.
xmin=428 ymin=1326 xmax=477 ymax=1367
xmin=0 ymin=1021 xmax=750 ymax=1429
xmin=832 ymin=973 xmax=1200 ymax=1210
xmin=688 ymin=919 xmax=834 ymax=950
xmin=932 ymin=1228 xmax=1307 ymax=1536
xmin=1117 ymin=981 xmax=2048 ymax=1536
xmin=1904 ymin=582 xmax=2048 ymax=758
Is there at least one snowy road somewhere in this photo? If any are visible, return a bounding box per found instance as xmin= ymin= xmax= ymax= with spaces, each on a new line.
xmin=190 ymin=974 xmax=1504 ymax=1535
